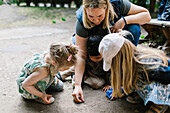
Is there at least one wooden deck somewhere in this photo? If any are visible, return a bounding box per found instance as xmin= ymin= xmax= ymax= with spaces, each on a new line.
xmin=142 ymin=19 xmax=170 ymax=52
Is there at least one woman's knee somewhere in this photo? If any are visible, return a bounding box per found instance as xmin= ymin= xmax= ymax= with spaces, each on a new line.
xmin=124 ymin=24 xmax=141 ymax=46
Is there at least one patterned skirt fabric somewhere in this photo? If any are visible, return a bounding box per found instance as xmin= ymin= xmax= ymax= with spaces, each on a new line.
xmin=17 ymin=75 xmax=57 ymax=99
xmin=137 ymin=82 xmax=170 ymax=106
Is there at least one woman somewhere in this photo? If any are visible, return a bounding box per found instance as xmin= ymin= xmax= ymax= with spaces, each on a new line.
xmin=72 ymin=0 xmax=151 ymax=102
xmin=98 ymin=31 xmax=169 ymax=113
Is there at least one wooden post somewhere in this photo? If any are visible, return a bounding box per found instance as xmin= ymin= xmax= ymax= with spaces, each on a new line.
xmin=149 ymin=0 xmax=156 ymax=13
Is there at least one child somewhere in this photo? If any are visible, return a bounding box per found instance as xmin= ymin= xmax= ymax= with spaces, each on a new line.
xmin=57 ymin=35 xmax=111 ymax=92
xmin=60 ymin=33 xmax=136 ymax=91
xmin=80 ymin=33 xmax=134 ymax=91
xmin=16 ymin=43 xmax=78 ymax=104
xmin=84 ymin=35 xmax=111 ymax=91
xmin=98 ymin=31 xmax=170 ymax=113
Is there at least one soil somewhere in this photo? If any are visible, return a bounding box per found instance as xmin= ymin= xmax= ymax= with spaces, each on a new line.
xmin=0 ymin=3 xmax=169 ymax=113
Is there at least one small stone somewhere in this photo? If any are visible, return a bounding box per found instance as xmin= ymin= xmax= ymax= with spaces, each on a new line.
xmin=52 ymin=20 xmax=56 ymax=23
xmin=61 ymin=17 xmax=66 ymax=21
xmin=140 ymin=35 xmax=145 ymax=39
xmin=2 ymin=93 xmax=6 ymax=96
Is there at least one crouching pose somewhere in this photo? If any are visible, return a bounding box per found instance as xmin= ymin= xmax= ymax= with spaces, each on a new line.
xmin=99 ymin=31 xmax=170 ymax=113
xmin=17 ymin=43 xmax=78 ymax=104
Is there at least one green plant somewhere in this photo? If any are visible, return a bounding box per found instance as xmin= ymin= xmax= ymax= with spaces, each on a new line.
xmin=129 ymin=0 xmax=161 ymax=14
xmin=0 ymin=0 xmax=3 ymax=5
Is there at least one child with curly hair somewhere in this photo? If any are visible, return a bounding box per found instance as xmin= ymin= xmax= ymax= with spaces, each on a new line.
xmin=16 ymin=43 xmax=78 ymax=104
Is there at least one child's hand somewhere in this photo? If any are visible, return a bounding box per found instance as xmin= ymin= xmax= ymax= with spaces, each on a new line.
xmin=102 ymin=85 xmax=111 ymax=93
xmin=41 ymin=93 xmax=53 ymax=104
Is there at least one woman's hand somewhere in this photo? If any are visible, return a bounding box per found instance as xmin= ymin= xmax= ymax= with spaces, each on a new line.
xmin=40 ymin=93 xmax=53 ymax=104
xmin=72 ymin=85 xmax=84 ymax=103
xmin=110 ymin=18 xmax=125 ymax=33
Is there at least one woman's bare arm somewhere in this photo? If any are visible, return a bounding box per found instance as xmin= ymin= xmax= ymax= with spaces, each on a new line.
xmin=112 ymin=3 xmax=151 ymax=33
xmin=72 ymin=34 xmax=88 ymax=102
xmin=125 ymin=3 xmax=151 ymax=25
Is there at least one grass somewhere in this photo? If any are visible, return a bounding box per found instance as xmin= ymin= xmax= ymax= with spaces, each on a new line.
xmin=0 ymin=0 xmax=3 ymax=5
xmin=0 ymin=5 xmax=76 ymax=28
xmin=17 ymin=6 xmax=76 ymax=24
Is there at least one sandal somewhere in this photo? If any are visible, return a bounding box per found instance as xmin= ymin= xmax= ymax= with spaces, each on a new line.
xmin=145 ymin=104 xmax=168 ymax=113
xmin=126 ymin=92 xmax=143 ymax=104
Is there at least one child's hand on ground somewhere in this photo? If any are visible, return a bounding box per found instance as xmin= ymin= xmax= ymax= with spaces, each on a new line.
xmin=102 ymin=85 xmax=111 ymax=93
xmin=41 ymin=93 xmax=53 ymax=104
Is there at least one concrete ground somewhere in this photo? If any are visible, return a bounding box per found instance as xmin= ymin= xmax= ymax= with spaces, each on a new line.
xmin=0 ymin=4 xmax=169 ymax=113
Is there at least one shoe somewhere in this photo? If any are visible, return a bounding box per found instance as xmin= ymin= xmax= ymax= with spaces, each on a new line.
xmin=106 ymin=88 xmax=124 ymax=100
xmin=34 ymin=97 xmax=55 ymax=104
xmin=56 ymin=71 xmax=63 ymax=81
xmin=106 ymin=88 xmax=116 ymax=100
xmin=145 ymin=104 xmax=168 ymax=113
xmin=126 ymin=92 xmax=143 ymax=104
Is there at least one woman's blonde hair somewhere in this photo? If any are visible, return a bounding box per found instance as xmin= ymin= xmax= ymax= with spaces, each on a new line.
xmin=50 ymin=44 xmax=78 ymax=68
xmin=83 ymin=0 xmax=116 ymax=32
xmin=110 ymin=38 xmax=169 ymax=98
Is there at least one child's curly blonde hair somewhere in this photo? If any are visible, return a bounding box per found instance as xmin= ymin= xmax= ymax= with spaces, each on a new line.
xmin=50 ymin=43 xmax=78 ymax=68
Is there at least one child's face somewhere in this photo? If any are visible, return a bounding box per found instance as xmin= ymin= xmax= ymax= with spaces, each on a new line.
xmin=89 ymin=55 xmax=103 ymax=62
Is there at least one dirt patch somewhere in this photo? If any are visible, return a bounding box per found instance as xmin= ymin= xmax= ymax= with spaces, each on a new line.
xmin=0 ymin=4 xmax=77 ymax=28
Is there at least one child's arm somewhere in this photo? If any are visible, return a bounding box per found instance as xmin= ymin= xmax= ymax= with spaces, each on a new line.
xmin=22 ymin=67 xmax=52 ymax=104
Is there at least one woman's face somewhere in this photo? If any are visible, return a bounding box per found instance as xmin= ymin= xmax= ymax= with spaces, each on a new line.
xmin=86 ymin=8 xmax=106 ymax=25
